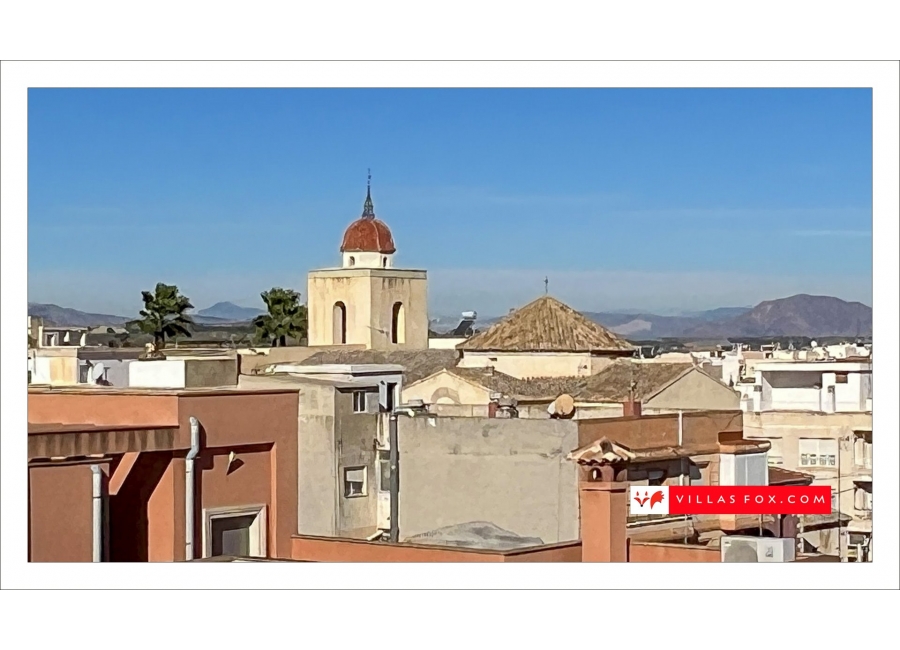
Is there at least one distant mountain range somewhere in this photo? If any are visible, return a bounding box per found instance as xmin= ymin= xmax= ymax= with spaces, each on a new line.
xmin=679 ymin=294 xmax=872 ymax=339
xmin=27 ymin=303 xmax=132 ymax=328
xmin=197 ymin=301 xmax=265 ymax=321
xmin=28 ymin=301 xmax=262 ymax=327
xmin=29 ymin=294 xmax=872 ymax=339
xmin=478 ymin=295 xmax=871 ymax=339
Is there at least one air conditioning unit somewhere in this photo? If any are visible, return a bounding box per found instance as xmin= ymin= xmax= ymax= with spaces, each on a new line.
xmin=721 ymin=536 xmax=796 ymax=563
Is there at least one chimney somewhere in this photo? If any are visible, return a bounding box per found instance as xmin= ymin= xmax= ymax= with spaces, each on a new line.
xmin=623 ymin=399 xmax=642 ymax=417
xmin=488 ymin=401 xmax=499 ymax=418
xmin=579 ymin=479 xmax=628 ymax=562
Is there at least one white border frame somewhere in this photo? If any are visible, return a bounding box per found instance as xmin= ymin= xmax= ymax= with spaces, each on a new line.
xmin=3 ymin=61 xmax=897 ymax=591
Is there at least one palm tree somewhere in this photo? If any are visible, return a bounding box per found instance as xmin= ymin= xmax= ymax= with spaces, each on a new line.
xmin=253 ymin=287 xmax=308 ymax=347
xmin=138 ymin=283 xmax=194 ymax=353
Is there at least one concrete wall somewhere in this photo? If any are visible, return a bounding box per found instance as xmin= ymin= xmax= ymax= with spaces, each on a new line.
xmin=185 ymin=358 xmax=238 ymax=388
xmin=78 ymin=358 xmax=134 ymax=387
xmin=397 ymin=417 xmax=580 ymax=543
xmin=402 ymin=370 xmax=492 ymax=408
xmin=129 ymin=359 xmax=187 ymax=388
xmin=574 ymin=403 xmax=626 ymax=419
xmin=643 ymin=369 xmax=740 ymax=412
xmin=628 ymin=541 xmax=721 ymax=562
xmin=291 ymin=535 xmax=582 ymax=562
xmin=577 ymin=410 xmax=744 ymax=449
xmin=458 ymin=351 xmax=596 ymax=378
xmin=126 ymin=358 xmax=237 ymax=389
xmin=30 ymin=352 xmax=80 ymax=385
xmin=307 ymin=269 xmax=428 ymax=350
xmin=295 ymin=381 xmax=339 ymax=537
xmin=238 ymin=345 xmax=365 ymax=374
xmin=765 ymin=371 xmax=823 ymax=411
xmin=428 ymin=337 xmax=467 ymax=350
xmin=334 ymin=388 xmax=380 ymax=538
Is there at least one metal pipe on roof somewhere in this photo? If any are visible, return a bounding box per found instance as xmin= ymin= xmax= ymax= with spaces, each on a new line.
xmin=185 ymin=417 xmax=201 ymax=560
xmin=91 ymin=464 xmax=103 ymax=562
xmin=389 ymin=411 xmax=400 ymax=543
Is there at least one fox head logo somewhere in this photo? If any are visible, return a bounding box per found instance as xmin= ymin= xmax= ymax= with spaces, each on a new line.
xmin=634 ymin=489 xmax=665 ymax=509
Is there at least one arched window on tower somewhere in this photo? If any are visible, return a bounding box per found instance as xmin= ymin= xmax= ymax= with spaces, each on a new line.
xmin=333 ymin=302 xmax=347 ymax=344
xmin=382 ymin=256 xmax=388 ymax=268
xmin=348 ymin=256 xmax=356 ymax=267
xmin=391 ymin=302 xmax=405 ymax=345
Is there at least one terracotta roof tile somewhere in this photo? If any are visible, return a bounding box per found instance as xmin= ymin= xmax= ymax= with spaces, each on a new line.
xmin=576 ymin=361 xmax=693 ymax=402
xmin=340 ymin=217 xmax=396 ymax=254
xmin=458 ymin=295 xmax=634 ymax=353
xmin=300 ymin=348 xmax=459 ymax=384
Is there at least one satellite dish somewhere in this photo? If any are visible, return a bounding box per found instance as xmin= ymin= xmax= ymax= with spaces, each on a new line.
xmin=552 ymin=394 xmax=575 ymax=419
xmin=91 ymin=362 xmax=106 ymax=382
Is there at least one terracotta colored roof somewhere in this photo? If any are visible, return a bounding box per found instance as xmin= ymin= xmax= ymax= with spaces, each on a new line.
xmin=300 ymin=348 xmax=459 ymax=384
xmin=458 ymin=296 xmax=634 ymax=354
xmin=420 ymin=361 xmax=697 ymax=405
xmin=768 ymin=466 xmax=814 ymax=486
xmin=444 ymin=367 xmax=577 ymax=400
xmin=340 ymin=217 xmax=396 ymax=254
xmin=576 ymin=360 xmax=693 ymax=402
xmin=567 ymin=437 xmax=720 ymax=465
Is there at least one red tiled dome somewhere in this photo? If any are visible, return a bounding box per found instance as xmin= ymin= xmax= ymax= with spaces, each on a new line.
xmin=340 ymin=183 xmax=396 ymax=253
xmin=340 ymin=217 xmax=396 ymax=254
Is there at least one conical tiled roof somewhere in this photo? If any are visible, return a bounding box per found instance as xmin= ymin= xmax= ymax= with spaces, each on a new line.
xmin=457 ymin=295 xmax=634 ymax=353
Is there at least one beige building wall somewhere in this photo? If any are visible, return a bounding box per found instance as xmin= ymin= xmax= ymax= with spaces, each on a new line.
xmin=402 ymin=370 xmax=492 ymax=407
xmin=458 ymin=351 xmax=596 ymax=378
xmin=643 ymin=370 xmax=740 ymax=412
xmin=397 ymin=416 xmax=581 ymax=543
xmin=744 ymin=410 xmax=873 ymax=555
xmin=307 ymin=268 xmax=428 ymax=350
xmin=29 ymin=349 xmax=80 ymax=385
xmin=573 ymin=403 xmax=625 ymax=419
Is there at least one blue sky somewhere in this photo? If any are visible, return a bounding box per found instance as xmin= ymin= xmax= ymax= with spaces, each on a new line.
xmin=28 ymin=88 xmax=872 ymax=317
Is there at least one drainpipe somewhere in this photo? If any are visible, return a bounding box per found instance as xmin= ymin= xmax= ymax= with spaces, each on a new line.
xmin=185 ymin=416 xmax=201 ymax=561
xmin=91 ymin=464 xmax=103 ymax=562
xmin=388 ymin=411 xmax=400 ymax=543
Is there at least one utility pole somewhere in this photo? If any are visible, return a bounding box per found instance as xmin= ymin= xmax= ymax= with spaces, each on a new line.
xmin=380 ymin=380 xmax=430 ymax=544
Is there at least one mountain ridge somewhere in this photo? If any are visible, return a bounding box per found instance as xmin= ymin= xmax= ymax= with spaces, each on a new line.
xmin=29 ymin=294 xmax=871 ymax=338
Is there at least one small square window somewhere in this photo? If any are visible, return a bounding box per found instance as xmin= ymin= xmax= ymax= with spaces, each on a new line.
xmin=800 ymin=454 xmax=809 ymax=465
xmin=809 ymin=455 xmax=818 ymax=466
xmin=828 ymin=455 xmax=836 ymax=466
xmin=835 ymin=373 xmax=849 ymax=384
xmin=344 ymin=466 xmax=367 ymax=498
xmin=352 ymin=391 xmax=366 ymax=413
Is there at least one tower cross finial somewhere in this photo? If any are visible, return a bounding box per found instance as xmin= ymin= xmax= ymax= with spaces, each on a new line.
xmin=362 ymin=169 xmax=375 ymax=219
xmin=544 ymin=276 xmax=549 ymax=295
